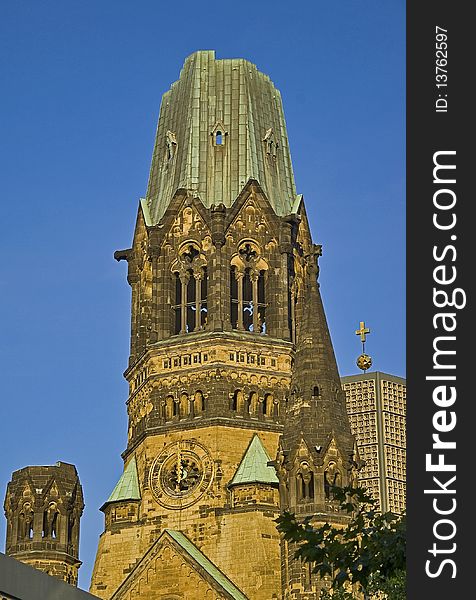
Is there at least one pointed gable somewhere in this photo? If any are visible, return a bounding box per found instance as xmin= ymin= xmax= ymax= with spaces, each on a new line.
xmin=166 ymin=530 xmax=248 ymax=600
xmin=102 ymin=456 xmax=140 ymax=509
xmin=229 ymin=435 xmax=279 ymax=487
xmin=111 ymin=529 xmax=248 ymax=600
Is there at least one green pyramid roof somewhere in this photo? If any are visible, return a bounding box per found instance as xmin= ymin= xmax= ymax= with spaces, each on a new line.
xmin=229 ymin=434 xmax=279 ymax=487
xmin=103 ymin=456 xmax=141 ymax=507
xmin=166 ymin=530 xmax=248 ymax=599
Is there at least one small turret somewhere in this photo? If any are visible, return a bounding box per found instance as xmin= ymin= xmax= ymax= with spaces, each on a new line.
xmin=3 ymin=461 xmax=84 ymax=586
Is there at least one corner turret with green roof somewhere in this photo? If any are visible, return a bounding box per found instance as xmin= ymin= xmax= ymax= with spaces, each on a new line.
xmin=101 ymin=456 xmax=141 ymax=511
xmin=229 ymin=434 xmax=279 ymax=487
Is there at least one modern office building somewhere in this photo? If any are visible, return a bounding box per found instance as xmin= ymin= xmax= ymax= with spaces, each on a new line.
xmin=342 ymin=371 xmax=406 ymax=514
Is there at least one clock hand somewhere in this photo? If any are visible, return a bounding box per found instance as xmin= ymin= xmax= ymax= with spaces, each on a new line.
xmin=176 ymin=445 xmax=183 ymax=490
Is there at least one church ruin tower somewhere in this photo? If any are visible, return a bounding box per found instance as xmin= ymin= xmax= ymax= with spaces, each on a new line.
xmin=90 ymin=51 xmax=356 ymax=600
xmin=3 ymin=461 xmax=84 ymax=586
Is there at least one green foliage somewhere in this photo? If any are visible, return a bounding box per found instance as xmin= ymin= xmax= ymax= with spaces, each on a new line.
xmin=276 ymin=486 xmax=406 ymax=598
xmin=367 ymin=569 xmax=406 ymax=600
xmin=320 ymin=588 xmax=355 ymax=600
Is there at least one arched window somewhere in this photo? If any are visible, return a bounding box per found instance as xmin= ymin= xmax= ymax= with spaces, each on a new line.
xmin=194 ymin=390 xmax=205 ymax=413
xmin=230 ymin=267 xmax=239 ymax=328
xmin=200 ymin=268 xmax=208 ymax=326
xmin=18 ymin=502 xmax=34 ymax=540
xmin=211 ymin=123 xmax=226 ymax=147
xmin=43 ymin=502 xmax=58 ymax=539
xmin=186 ymin=274 xmax=196 ymax=332
xmin=248 ymin=392 xmax=259 ymax=416
xmin=324 ymin=462 xmax=342 ymax=500
xmin=173 ymin=273 xmax=181 ymax=334
xmin=297 ymin=462 xmax=314 ymax=501
xmin=165 ymin=396 xmax=175 ymax=421
xmin=313 ymin=386 xmax=320 ymax=397
xmin=230 ymin=266 xmax=267 ymax=333
xmin=180 ymin=393 xmax=189 ymax=418
xmin=243 ymin=269 xmax=253 ymax=331
xmin=264 ymin=393 xmax=274 ymax=417
xmin=172 ymin=249 xmax=207 ymax=335
xmin=231 ymin=390 xmax=244 ymax=413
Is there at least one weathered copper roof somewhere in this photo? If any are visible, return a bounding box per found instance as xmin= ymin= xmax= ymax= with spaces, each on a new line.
xmin=145 ymin=50 xmax=298 ymax=223
xmin=229 ymin=434 xmax=279 ymax=486
xmin=104 ymin=456 xmax=140 ymax=505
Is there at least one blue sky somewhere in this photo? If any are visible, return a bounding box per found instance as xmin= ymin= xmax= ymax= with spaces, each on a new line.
xmin=0 ymin=0 xmax=405 ymax=590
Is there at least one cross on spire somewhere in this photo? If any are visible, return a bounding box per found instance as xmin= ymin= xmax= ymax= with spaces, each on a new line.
xmin=355 ymin=321 xmax=372 ymax=372
xmin=355 ymin=321 xmax=370 ymax=343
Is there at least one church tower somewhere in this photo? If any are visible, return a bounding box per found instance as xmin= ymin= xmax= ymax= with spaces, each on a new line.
xmin=90 ymin=51 xmax=356 ymax=600
xmin=3 ymin=461 xmax=84 ymax=585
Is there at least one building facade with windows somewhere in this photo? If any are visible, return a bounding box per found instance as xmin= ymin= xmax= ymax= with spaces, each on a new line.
xmin=341 ymin=372 xmax=406 ymax=515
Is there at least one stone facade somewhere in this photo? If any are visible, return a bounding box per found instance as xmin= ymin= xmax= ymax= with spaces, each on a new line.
xmin=3 ymin=462 xmax=84 ymax=585
xmin=88 ymin=51 xmax=358 ymax=599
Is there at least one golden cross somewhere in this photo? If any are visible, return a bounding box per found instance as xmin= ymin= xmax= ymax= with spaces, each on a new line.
xmin=355 ymin=321 xmax=370 ymax=343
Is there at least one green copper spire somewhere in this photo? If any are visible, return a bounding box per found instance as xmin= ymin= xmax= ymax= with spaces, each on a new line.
xmin=229 ymin=434 xmax=279 ymax=487
xmin=103 ymin=456 xmax=140 ymax=506
xmin=145 ymin=50 xmax=298 ymax=223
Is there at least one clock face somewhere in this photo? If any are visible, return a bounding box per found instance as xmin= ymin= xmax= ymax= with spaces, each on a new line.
xmin=149 ymin=440 xmax=214 ymax=509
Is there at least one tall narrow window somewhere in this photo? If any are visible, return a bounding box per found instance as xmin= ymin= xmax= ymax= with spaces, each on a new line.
xmin=186 ymin=272 xmax=196 ymax=332
xmin=195 ymin=391 xmax=205 ymax=413
xmin=243 ymin=269 xmax=253 ymax=331
xmin=297 ymin=463 xmax=314 ymax=501
xmin=172 ymin=262 xmax=207 ymax=335
xmin=256 ymin=270 xmax=266 ymax=332
xmin=264 ymin=393 xmax=273 ymax=417
xmin=200 ymin=268 xmax=208 ymax=327
xmin=249 ymin=392 xmax=259 ymax=416
xmin=230 ymin=266 xmax=266 ymax=333
xmin=231 ymin=389 xmax=244 ymax=412
xmin=180 ymin=393 xmax=189 ymax=418
xmin=173 ymin=273 xmax=181 ymax=334
xmin=230 ymin=267 xmax=238 ymax=328
xmin=230 ymin=242 xmax=268 ymax=332
xmin=215 ymin=131 xmax=223 ymax=145
xmin=165 ymin=396 xmax=175 ymax=420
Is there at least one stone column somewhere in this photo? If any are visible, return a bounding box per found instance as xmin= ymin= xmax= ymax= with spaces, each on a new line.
xmin=210 ymin=203 xmax=226 ymax=331
xmin=251 ymin=271 xmax=259 ymax=333
xmin=58 ymin=513 xmax=68 ymax=546
xmin=32 ymin=511 xmax=42 ymax=542
xmin=179 ymin=271 xmax=189 ymax=334
xmin=194 ymin=270 xmax=202 ymax=331
xmin=236 ymin=271 xmax=244 ymax=330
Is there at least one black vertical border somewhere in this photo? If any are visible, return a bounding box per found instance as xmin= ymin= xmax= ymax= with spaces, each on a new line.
xmin=407 ymin=3 xmax=472 ymax=597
